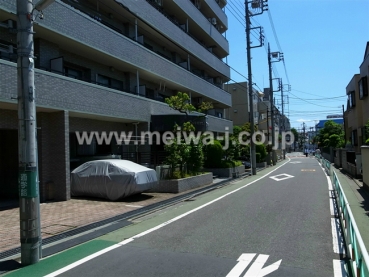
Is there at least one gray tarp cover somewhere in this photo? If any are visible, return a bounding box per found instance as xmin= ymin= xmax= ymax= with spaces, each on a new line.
xmin=71 ymin=159 xmax=158 ymax=201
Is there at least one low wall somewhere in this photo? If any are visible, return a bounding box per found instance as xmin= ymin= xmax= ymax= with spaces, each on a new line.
xmin=334 ymin=149 xmax=342 ymax=168
xmin=362 ymin=146 xmax=369 ymax=189
xmin=149 ymin=173 xmax=213 ymax=193
xmin=204 ymin=165 xmax=245 ymax=178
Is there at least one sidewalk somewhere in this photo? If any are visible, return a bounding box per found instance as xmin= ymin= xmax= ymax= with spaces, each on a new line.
xmin=0 ymin=176 xmax=235 ymax=259
xmin=331 ymin=166 xmax=369 ymax=251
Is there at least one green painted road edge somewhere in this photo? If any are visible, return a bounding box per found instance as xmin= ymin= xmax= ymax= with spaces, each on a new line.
xmin=3 ymin=240 xmax=115 ymax=277
xmin=3 ymin=160 xmax=289 ymax=277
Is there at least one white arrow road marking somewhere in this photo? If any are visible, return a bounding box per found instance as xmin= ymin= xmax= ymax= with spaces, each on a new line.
xmin=244 ymin=254 xmax=282 ymax=277
xmin=226 ymin=254 xmax=282 ymax=277
xmin=226 ymin=254 xmax=256 ymax=277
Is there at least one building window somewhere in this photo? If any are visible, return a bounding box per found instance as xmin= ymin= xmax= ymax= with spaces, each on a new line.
xmin=352 ymin=129 xmax=358 ymax=146
xmin=65 ymin=67 xmax=82 ymax=80
xmin=349 ymin=91 xmax=356 ymax=108
xmin=361 ymin=127 xmax=366 ymax=145
xmin=359 ymin=76 xmax=368 ymax=99
xmin=97 ymin=74 xmax=123 ymax=91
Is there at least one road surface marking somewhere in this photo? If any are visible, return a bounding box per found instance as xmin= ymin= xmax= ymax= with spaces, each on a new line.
xmin=269 ymin=173 xmax=294 ymax=181
xmin=301 ymin=169 xmax=315 ymax=171
xmin=46 ymin=160 xmax=290 ymax=276
xmin=243 ymin=254 xmax=281 ymax=277
xmin=289 ymin=161 xmax=301 ymax=164
xmin=333 ymin=260 xmax=348 ymax=277
xmin=226 ymin=254 xmax=282 ymax=277
xmin=326 ymin=175 xmax=333 ymax=190
xmin=330 ymin=198 xmax=338 ymax=217
xmin=225 ymin=253 xmax=256 ymax=277
xmin=331 ymin=218 xmax=345 ymax=254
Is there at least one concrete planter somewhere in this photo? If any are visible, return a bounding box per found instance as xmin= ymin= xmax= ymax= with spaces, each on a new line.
xmin=204 ymin=165 xmax=245 ymax=178
xmin=149 ymin=172 xmax=213 ymax=193
xmin=256 ymin=162 xmax=267 ymax=168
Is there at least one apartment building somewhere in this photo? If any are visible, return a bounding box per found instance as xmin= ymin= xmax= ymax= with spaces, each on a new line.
xmin=344 ymin=42 xmax=369 ymax=153
xmin=0 ymin=0 xmax=233 ymax=201
xmin=224 ymin=81 xmax=262 ymax=127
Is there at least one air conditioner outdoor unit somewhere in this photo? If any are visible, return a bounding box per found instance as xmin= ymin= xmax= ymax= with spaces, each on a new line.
xmin=211 ymin=18 xmax=217 ymax=25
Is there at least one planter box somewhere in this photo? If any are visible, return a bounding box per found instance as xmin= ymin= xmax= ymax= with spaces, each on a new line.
xmin=149 ymin=173 xmax=213 ymax=193
xmin=204 ymin=165 xmax=245 ymax=178
xmin=256 ymin=162 xmax=267 ymax=168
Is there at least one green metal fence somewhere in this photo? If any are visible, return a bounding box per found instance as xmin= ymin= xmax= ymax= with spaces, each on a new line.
xmin=320 ymin=157 xmax=369 ymax=276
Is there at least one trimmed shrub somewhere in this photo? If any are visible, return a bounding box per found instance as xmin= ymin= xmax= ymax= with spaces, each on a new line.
xmin=255 ymin=144 xmax=267 ymax=162
xmin=203 ymin=140 xmax=223 ymax=168
xmin=256 ymin=153 xmax=261 ymax=163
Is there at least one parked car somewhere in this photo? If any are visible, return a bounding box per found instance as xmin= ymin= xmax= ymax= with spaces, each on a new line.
xmin=71 ymin=159 xmax=158 ymax=201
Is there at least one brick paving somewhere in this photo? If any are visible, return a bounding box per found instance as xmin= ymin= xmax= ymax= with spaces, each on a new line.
xmin=0 ymin=176 xmax=236 ymax=255
xmin=0 ymin=192 xmax=189 ymax=254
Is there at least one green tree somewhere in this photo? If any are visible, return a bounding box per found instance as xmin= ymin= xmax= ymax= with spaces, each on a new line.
xmin=165 ymin=92 xmax=195 ymax=115
xmin=203 ymin=140 xmax=223 ymax=168
xmin=255 ymin=143 xmax=267 ymax=162
xmin=318 ymin=120 xmax=344 ymax=148
xmin=290 ymin=128 xmax=299 ymax=150
xmin=197 ymin=101 xmax=213 ymax=114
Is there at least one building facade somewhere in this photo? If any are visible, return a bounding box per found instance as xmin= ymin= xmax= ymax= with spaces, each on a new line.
xmin=344 ymin=42 xmax=369 ymax=153
xmin=224 ymin=81 xmax=263 ymax=127
xmin=0 ymin=0 xmax=233 ymax=201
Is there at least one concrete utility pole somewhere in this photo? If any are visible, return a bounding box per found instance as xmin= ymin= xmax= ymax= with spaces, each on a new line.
xmin=267 ymin=44 xmax=275 ymax=165
xmin=17 ymin=0 xmax=54 ymax=265
xmin=245 ymin=2 xmax=256 ymax=175
xmin=268 ymin=48 xmax=283 ymax=164
xmin=245 ymin=0 xmax=268 ymax=175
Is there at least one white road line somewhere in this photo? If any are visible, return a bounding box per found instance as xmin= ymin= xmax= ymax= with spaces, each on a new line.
xmin=327 ymin=176 xmax=333 ymax=191
xmin=330 ymin=198 xmax=337 ymax=217
xmin=333 ymin=259 xmax=348 ymax=277
xmin=331 ymin=218 xmax=346 ymax=255
xmin=45 ymin=160 xmax=290 ymax=276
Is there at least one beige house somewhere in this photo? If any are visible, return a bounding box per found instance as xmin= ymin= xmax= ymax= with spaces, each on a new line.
xmin=344 ymin=42 xmax=369 ymax=153
xmin=224 ymin=81 xmax=263 ymax=127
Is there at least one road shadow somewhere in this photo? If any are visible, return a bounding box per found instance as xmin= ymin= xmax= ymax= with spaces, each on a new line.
xmin=0 ymin=260 xmax=21 ymax=275
xmin=71 ymin=193 xmax=154 ymax=203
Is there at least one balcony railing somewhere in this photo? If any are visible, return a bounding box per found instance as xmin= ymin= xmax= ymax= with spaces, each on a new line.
xmin=61 ymin=0 xmax=229 ymax=92
xmin=145 ymin=0 xmax=229 ymax=59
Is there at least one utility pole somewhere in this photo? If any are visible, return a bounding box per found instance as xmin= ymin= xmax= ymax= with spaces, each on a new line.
xmin=268 ymin=45 xmax=283 ymax=165
xmin=342 ymin=104 xmax=346 ymax=146
xmin=245 ymin=0 xmax=267 ymax=175
xmin=17 ymin=0 xmax=54 ymax=265
xmin=267 ymin=44 xmax=275 ymax=165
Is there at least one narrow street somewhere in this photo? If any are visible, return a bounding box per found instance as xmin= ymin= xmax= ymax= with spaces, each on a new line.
xmin=6 ymin=155 xmax=347 ymax=277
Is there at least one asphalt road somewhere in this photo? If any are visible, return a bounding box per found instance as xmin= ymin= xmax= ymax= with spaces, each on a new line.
xmin=51 ymin=155 xmax=345 ymax=277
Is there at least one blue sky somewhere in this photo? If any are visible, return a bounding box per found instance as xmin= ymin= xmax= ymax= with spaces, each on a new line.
xmin=225 ymin=0 xmax=369 ymax=131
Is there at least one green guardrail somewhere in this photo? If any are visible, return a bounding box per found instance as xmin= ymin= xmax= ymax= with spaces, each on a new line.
xmin=333 ymin=171 xmax=369 ymax=277
xmin=319 ymin=157 xmax=369 ymax=276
